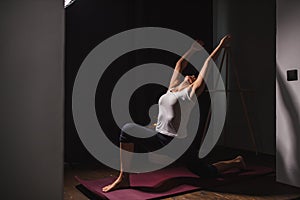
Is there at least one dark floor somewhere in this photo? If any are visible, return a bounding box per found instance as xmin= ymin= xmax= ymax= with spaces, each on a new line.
xmin=64 ymin=146 xmax=300 ymax=200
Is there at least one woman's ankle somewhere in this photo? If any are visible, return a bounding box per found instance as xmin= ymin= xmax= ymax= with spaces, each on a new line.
xmin=118 ymin=172 xmax=129 ymax=181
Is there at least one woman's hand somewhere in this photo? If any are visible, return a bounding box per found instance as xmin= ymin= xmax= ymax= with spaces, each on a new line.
xmin=219 ymin=34 xmax=232 ymax=48
xmin=190 ymin=40 xmax=205 ymax=51
xmin=147 ymin=123 xmax=157 ymax=129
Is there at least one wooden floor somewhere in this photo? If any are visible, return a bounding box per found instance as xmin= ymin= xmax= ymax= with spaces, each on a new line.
xmin=64 ymin=147 xmax=300 ymax=200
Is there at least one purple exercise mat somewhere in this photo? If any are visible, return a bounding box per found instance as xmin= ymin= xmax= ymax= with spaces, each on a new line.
xmin=75 ymin=165 xmax=273 ymax=200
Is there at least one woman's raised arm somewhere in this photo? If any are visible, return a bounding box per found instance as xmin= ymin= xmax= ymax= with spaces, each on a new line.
xmin=168 ymin=40 xmax=204 ymax=89
xmin=190 ymin=35 xmax=231 ymax=97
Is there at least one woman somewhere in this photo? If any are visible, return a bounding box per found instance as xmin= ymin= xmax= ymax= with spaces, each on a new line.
xmin=102 ymin=35 xmax=246 ymax=192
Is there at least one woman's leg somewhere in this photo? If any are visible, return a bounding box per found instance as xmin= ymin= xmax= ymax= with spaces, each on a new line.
xmin=102 ymin=142 xmax=133 ymax=192
xmin=102 ymin=123 xmax=172 ymax=192
xmin=212 ymin=155 xmax=246 ymax=173
xmin=188 ymin=156 xmax=246 ymax=178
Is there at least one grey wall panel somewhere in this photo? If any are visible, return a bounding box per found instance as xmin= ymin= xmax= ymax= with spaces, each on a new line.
xmin=0 ymin=0 xmax=64 ymax=199
xmin=276 ymin=0 xmax=300 ymax=188
xmin=213 ymin=0 xmax=276 ymax=155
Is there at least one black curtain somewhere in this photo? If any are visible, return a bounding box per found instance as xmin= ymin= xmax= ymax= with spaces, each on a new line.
xmin=65 ymin=0 xmax=213 ymax=163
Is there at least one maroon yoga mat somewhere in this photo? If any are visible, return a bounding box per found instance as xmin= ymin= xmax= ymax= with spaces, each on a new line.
xmin=75 ymin=165 xmax=273 ymax=200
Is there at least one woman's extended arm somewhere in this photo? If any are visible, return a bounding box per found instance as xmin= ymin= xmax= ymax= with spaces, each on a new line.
xmin=168 ymin=40 xmax=204 ymax=89
xmin=190 ymin=35 xmax=231 ymax=97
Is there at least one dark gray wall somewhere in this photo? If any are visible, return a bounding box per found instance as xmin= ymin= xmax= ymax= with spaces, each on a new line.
xmin=276 ymin=0 xmax=300 ymax=188
xmin=0 ymin=0 xmax=64 ymax=199
xmin=213 ymin=0 xmax=276 ymax=155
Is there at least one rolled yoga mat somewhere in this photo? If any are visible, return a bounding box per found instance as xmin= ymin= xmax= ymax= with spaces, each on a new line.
xmin=75 ymin=165 xmax=274 ymax=200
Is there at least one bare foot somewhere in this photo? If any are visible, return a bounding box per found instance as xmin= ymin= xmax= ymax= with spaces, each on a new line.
xmin=102 ymin=175 xmax=130 ymax=193
xmin=235 ymin=156 xmax=246 ymax=170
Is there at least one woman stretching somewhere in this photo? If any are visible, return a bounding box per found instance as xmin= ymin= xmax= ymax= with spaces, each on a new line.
xmin=102 ymin=35 xmax=246 ymax=192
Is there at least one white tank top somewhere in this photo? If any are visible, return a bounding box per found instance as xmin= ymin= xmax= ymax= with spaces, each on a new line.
xmin=155 ymin=87 xmax=196 ymax=138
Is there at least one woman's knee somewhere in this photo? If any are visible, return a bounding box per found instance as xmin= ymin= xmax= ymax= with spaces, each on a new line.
xmin=120 ymin=123 xmax=137 ymax=143
xmin=121 ymin=123 xmax=137 ymax=132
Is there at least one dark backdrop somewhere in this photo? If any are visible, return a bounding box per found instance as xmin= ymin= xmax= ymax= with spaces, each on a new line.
xmin=65 ymin=0 xmax=213 ymax=163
